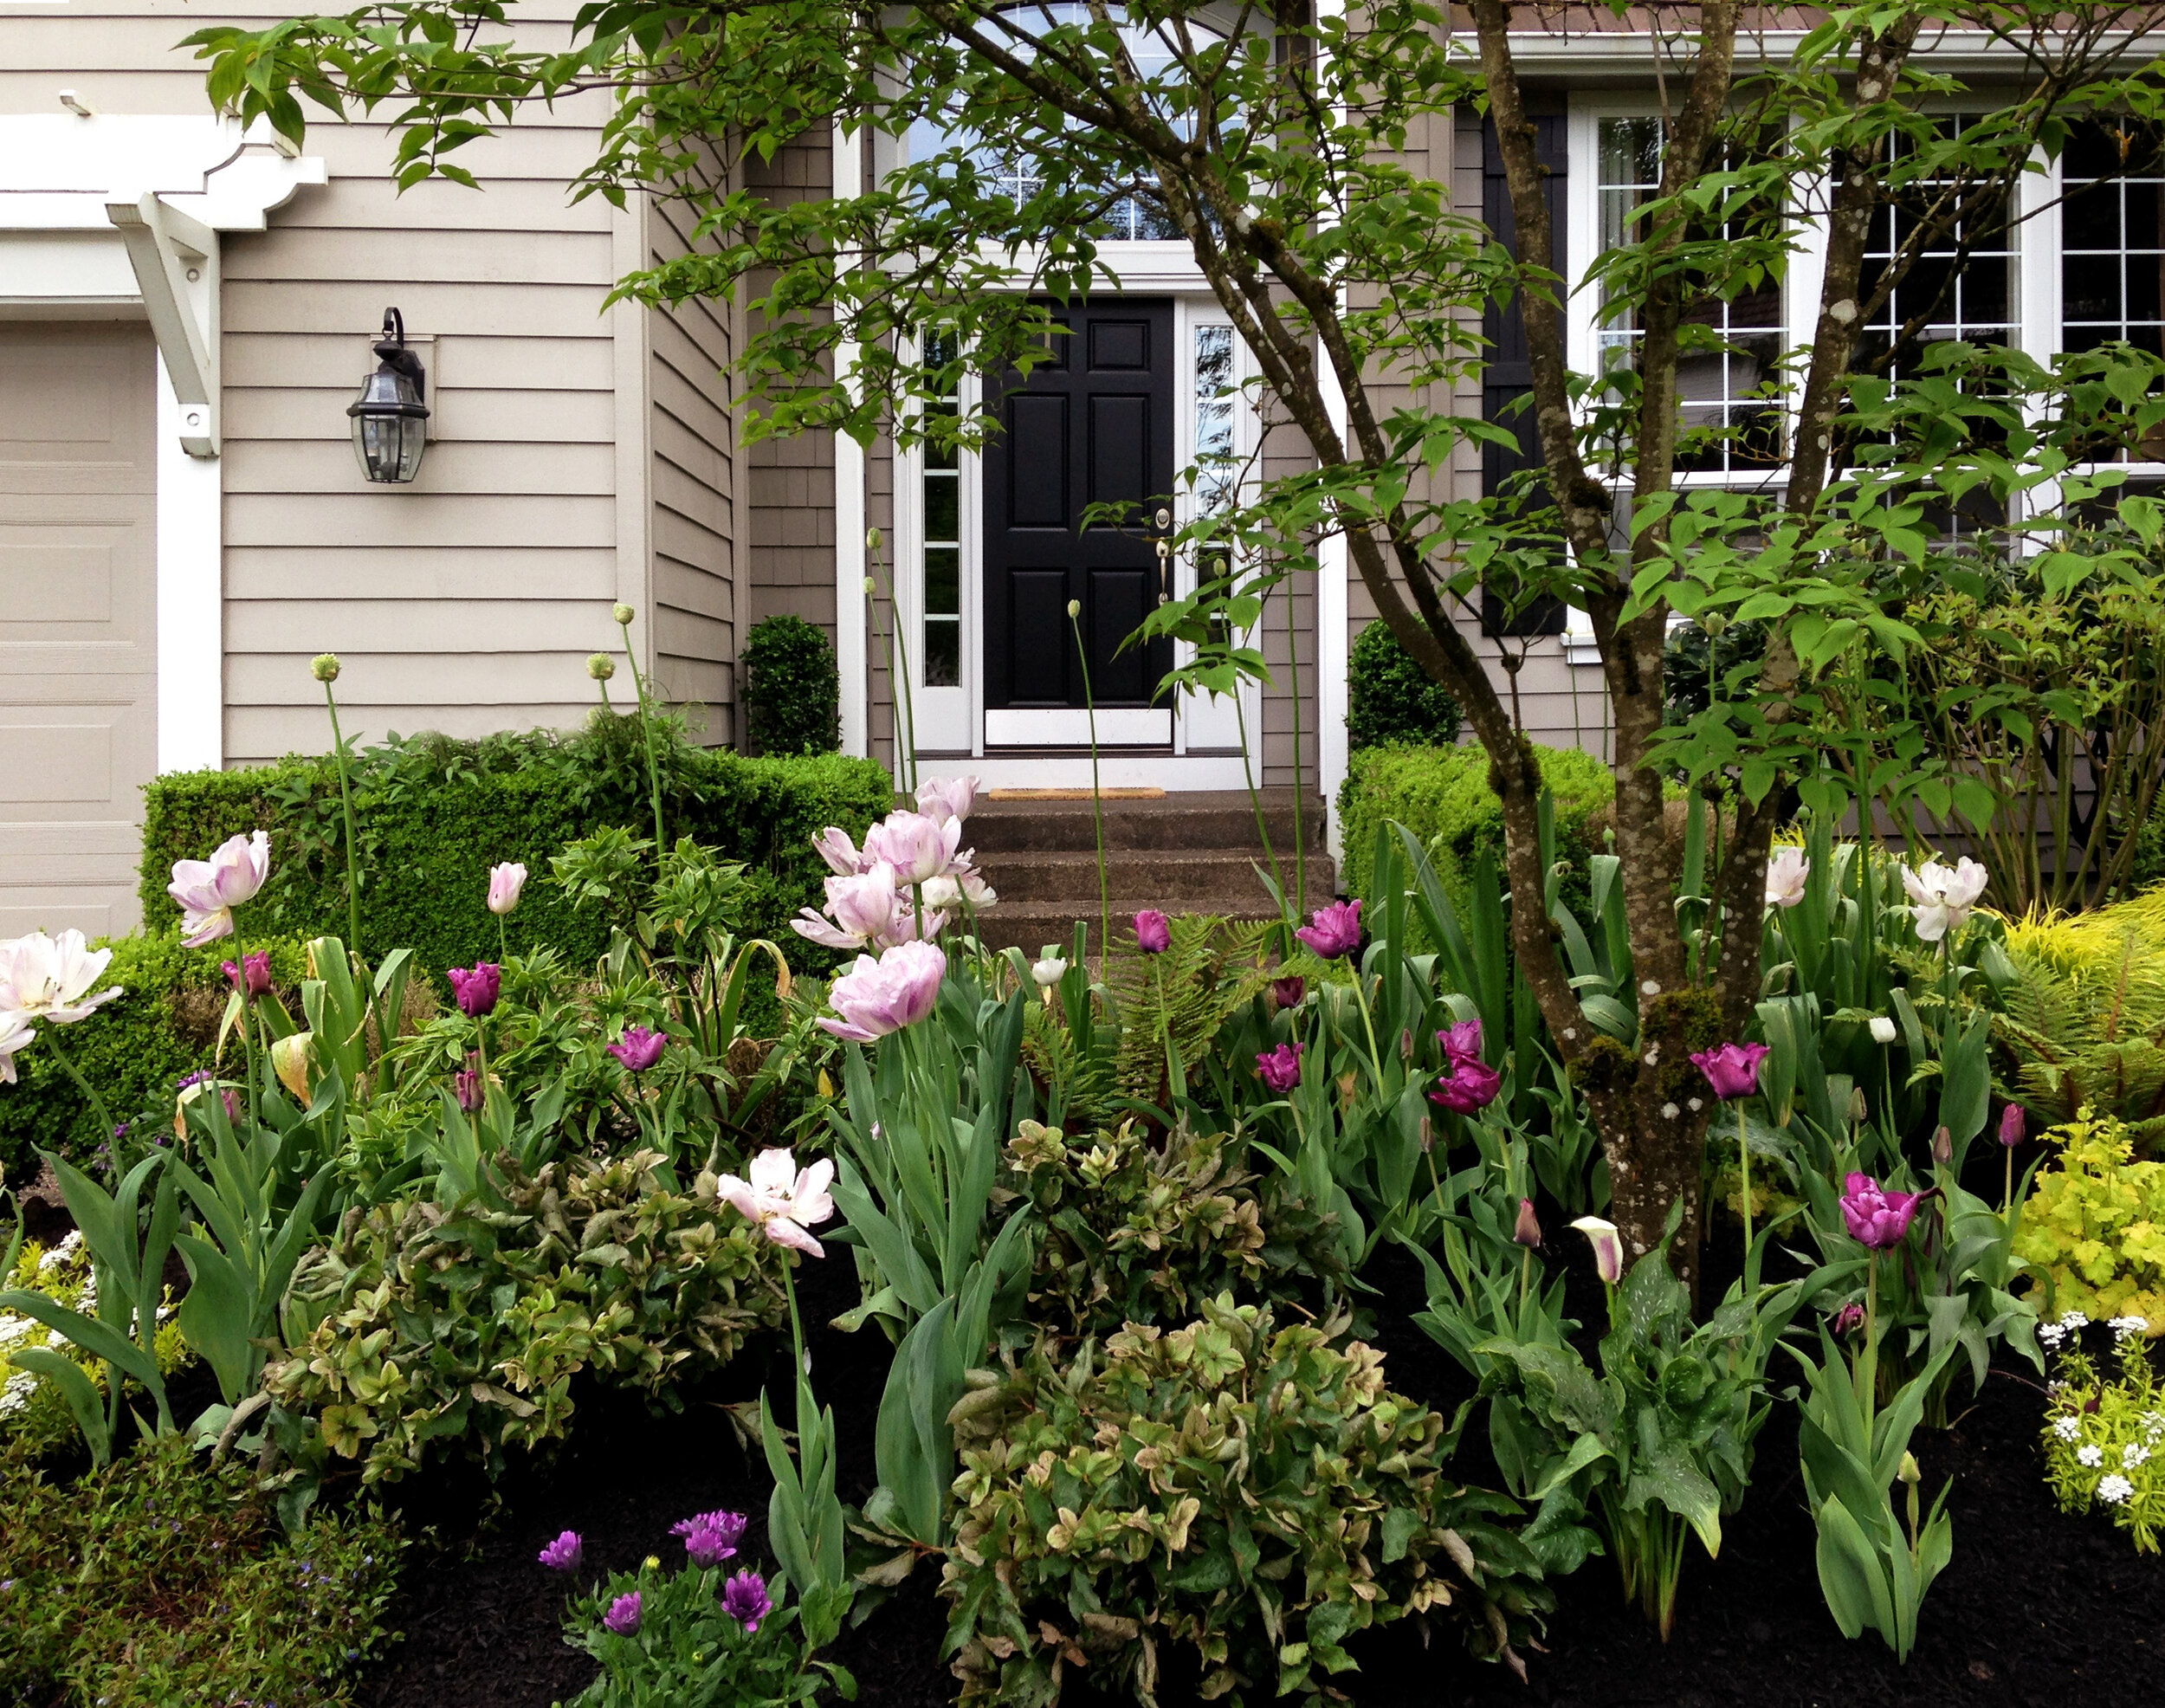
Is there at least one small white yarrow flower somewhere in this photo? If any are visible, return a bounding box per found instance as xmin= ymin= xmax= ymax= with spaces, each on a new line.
xmin=2110 ymin=1315 xmax=2149 ymax=1342
xmin=2123 ymin=1442 xmax=2151 ymax=1469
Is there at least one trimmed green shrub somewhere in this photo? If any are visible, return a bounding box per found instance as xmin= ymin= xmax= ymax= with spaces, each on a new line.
xmin=0 ymin=1434 xmax=404 ymax=1706
xmin=1336 ymin=739 xmax=1615 ymax=912
xmin=1346 ymin=620 xmax=1464 ymax=752
xmin=136 ymin=715 xmax=893 ymax=980
xmin=0 ymin=932 xmax=312 ymax=1182
xmin=741 ymin=614 xmax=842 ymax=756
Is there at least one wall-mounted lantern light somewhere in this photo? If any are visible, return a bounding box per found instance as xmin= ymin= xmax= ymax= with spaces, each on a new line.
xmin=348 ymin=307 xmax=430 ymax=483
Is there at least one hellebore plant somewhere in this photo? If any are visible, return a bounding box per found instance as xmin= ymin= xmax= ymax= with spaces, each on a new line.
xmin=1692 ymin=1041 xmax=1770 ymax=1258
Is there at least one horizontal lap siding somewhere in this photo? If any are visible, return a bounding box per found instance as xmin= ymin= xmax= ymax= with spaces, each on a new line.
xmin=648 ymin=190 xmax=740 ymax=743
xmin=5 ymin=3 xmax=682 ymax=766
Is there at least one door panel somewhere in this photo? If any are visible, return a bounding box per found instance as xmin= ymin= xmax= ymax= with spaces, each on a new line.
xmin=0 ymin=322 xmax=158 ymax=937
xmin=983 ymin=299 xmax=1174 ymax=737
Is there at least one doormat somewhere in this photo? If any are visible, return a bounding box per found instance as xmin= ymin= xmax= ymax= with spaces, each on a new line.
xmin=986 ymin=787 xmax=1167 ymax=800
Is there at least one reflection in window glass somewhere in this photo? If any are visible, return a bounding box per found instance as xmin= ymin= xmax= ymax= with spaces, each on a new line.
xmin=1857 ymin=115 xmax=2016 ymax=376
xmin=2063 ymin=120 xmax=2165 ymax=359
xmin=1595 ymin=117 xmax=1783 ymax=475
xmin=921 ymin=337 xmax=961 ymax=687
xmin=1193 ymin=326 xmax=1238 ymax=517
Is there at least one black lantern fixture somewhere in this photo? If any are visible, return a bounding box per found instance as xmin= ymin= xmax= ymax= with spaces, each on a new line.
xmin=348 ymin=307 xmax=430 ymax=483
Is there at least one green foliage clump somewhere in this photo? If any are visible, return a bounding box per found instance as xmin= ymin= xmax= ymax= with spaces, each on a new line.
xmin=0 ymin=1230 xmax=191 ymax=1456
xmin=2040 ymin=1330 xmax=2165 ymax=1554
xmin=2013 ymin=1110 xmax=2165 ymax=1329
xmin=0 ymin=932 xmax=312 ymax=1181
xmin=740 ymin=614 xmax=843 ymax=756
xmin=1346 ymin=620 xmax=1463 ymax=752
xmin=135 ymin=712 xmax=893 ymax=981
xmin=0 ymin=1434 xmax=402 ymax=1706
xmin=1335 ymin=739 xmax=1614 ymax=913
xmin=263 ymin=1148 xmax=788 ymax=1483
xmin=1005 ymin=1120 xmax=1340 ymax=1342
xmin=942 ymin=1296 xmax=1549 ymax=1706
xmin=1999 ymin=908 xmax=2165 ymax=1146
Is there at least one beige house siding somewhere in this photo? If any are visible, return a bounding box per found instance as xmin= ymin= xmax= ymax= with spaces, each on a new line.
xmin=4 ymin=3 xmax=706 ymax=767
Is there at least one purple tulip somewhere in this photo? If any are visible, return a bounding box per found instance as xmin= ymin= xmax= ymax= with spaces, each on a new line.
xmin=721 ymin=1569 xmax=772 ymax=1634
xmin=1294 ymin=898 xmax=1362 ymax=961
xmin=1512 ymin=1197 xmax=1541 ymax=1249
xmin=1271 ymin=975 xmax=1306 ymax=1011
xmin=1998 ymin=1103 xmax=2026 ymax=1148
xmin=447 ymin=962 xmax=501 ymax=1019
xmin=1429 ymin=1052 xmax=1502 ymax=1115
xmin=608 ymin=1025 xmax=667 ymax=1072
xmin=455 ymin=1064 xmax=485 ymax=1115
xmin=537 ymin=1530 xmax=583 ymax=1572
xmin=672 ymin=1510 xmax=747 ymax=1568
xmin=1690 ymin=1041 xmax=1768 ymax=1102
xmin=1839 ymin=1171 xmax=1923 ymax=1251
xmin=603 ymin=1590 xmax=642 ymax=1635
xmin=221 ymin=951 xmax=273 ymax=1001
xmin=1830 ymin=1303 xmax=1865 ymax=1337
xmin=1437 ymin=1019 xmax=1483 ymax=1065
xmin=1134 ymin=909 xmax=1172 ymax=954
xmin=1256 ymin=1041 xmax=1303 ymax=1094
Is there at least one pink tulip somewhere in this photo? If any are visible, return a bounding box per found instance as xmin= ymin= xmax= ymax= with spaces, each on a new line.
xmin=812 ymin=826 xmax=868 ymax=877
xmin=1901 ymin=854 xmax=1988 ymax=944
xmin=487 ymin=862 xmax=527 ymax=915
xmin=1429 ymin=1052 xmax=1502 ymax=1114
xmin=222 ymin=951 xmax=273 ymax=1002
xmin=607 ymin=1025 xmax=666 ymax=1072
xmin=717 ymin=1146 xmax=837 ymax=1257
xmin=1839 ymin=1171 xmax=1923 ymax=1251
xmin=819 ymin=940 xmax=946 ymax=1043
xmin=792 ymin=864 xmax=902 ymax=952
xmin=1256 ymin=1041 xmax=1302 ymax=1093
xmin=1513 ymin=1197 xmax=1542 ymax=1248
xmin=1295 ymin=899 xmax=1361 ymax=961
xmin=1690 ymin=1041 xmax=1768 ymax=1102
xmin=914 ymin=775 xmax=979 ymax=825
xmin=1764 ymin=845 xmax=1810 ymax=909
xmin=0 ymin=929 xmax=123 ymax=1025
xmin=167 ymin=831 xmax=271 ymax=948
xmin=863 ymin=810 xmax=962 ymax=885
xmin=1134 ymin=909 xmax=1172 ymax=954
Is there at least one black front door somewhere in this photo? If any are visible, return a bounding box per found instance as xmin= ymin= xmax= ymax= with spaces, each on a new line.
xmin=982 ymin=298 xmax=1176 ymax=721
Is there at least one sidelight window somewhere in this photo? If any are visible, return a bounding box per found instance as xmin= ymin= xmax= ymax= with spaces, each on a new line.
xmin=921 ymin=339 xmax=962 ymax=688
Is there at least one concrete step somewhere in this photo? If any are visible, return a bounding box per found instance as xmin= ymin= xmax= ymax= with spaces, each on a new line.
xmin=966 ymin=789 xmax=1327 ymax=856
xmin=983 ymin=848 xmax=1335 ymax=905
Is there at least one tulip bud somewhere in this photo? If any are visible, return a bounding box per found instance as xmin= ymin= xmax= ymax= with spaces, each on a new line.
xmin=1512 ymin=1197 xmax=1542 ymax=1249
xmin=1700 ymin=612 xmax=1729 ymax=637
xmin=456 ymin=1061 xmax=485 ymax=1115
xmin=1400 ymin=1027 xmax=1415 ymax=1062
xmin=1932 ymin=1125 xmax=1952 ymax=1168
xmin=866 ymin=526 xmax=882 ymax=552
xmin=311 ymin=653 xmax=341 ymax=683
xmin=864 ymin=575 xmax=876 ymax=594
xmin=1271 ymin=975 xmax=1305 ymax=1011
xmin=1067 ymin=599 xmax=1082 ymax=618
xmin=270 ymin=1032 xmax=314 ymax=1103
xmin=1869 ymin=1016 xmax=1897 ymax=1045
xmin=612 ymin=602 xmax=635 ymax=625
xmin=587 ymin=653 xmax=617 ymax=682
xmin=1847 ymin=1086 xmax=1870 ymax=1127
xmin=1998 ymin=1102 xmax=2026 ymax=1148
xmin=1897 ymin=1452 xmax=1921 ymax=1486
xmin=1418 ymin=1115 xmax=1434 ymax=1154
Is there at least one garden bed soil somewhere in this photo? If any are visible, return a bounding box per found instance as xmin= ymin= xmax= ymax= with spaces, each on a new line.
xmin=354 ymin=1232 xmax=2165 ymax=1708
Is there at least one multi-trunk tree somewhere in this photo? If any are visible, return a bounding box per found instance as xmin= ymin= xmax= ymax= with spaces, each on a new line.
xmin=196 ymin=1 xmax=2165 ymax=1295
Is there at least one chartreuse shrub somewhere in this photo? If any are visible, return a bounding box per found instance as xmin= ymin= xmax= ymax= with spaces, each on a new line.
xmin=2040 ymin=1322 xmax=2165 ymax=1553
xmin=1335 ymin=739 xmax=1613 ymax=912
xmin=740 ymin=613 xmax=843 ymax=756
xmin=0 ymin=1228 xmax=189 ymax=1455
xmin=262 ymin=1148 xmax=788 ymax=1485
xmin=941 ymin=1296 xmax=1549 ymax=1706
xmin=0 ymin=1433 xmax=402 ymax=1706
xmin=1005 ymin=1118 xmax=1341 ymax=1342
xmin=2012 ymin=1110 xmax=2165 ymax=1330
xmin=1346 ymin=620 xmax=1463 ymax=752
xmin=0 ymin=931 xmax=311 ymax=1181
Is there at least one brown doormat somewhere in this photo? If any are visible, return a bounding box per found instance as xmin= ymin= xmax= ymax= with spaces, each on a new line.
xmin=985 ymin=786 xmax=1168 ymax=800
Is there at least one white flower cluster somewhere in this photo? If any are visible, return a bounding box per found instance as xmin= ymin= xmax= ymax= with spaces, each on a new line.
xmin=2098 ymin=1473 xmax=2136 ymax=1505
xmin=2142 ymin=1411 xmax=2165 ymax=1443
xmin=2078 ymin=1443 xmax=2105 ymax=1467
xmin=2110 ymin=1315 xmax=2150 ymax=1343
xmin=2053 ymin=1414 xmax=2084 ymax=1442
xmin=36 ymin=1229 xmax=82 ymax=1271
xmin=0 ymin=1368 xmax=34 ymax=1416
xmin=2125 ymin=1443 xmax=2153 ymax=1470
xmin=2039 ymin=1310 xmax=2090 ymax=1351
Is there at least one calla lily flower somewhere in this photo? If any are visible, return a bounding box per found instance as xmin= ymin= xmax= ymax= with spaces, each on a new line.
xmin=1571 ymin=1215 xmax=1625 ymax=1285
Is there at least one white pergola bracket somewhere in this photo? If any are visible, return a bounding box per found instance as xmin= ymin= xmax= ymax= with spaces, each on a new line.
xmin=105 ymin=191 xmax=220 ymax=457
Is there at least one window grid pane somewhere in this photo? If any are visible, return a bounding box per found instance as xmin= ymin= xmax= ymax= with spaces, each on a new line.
xmin=2062 ymin=120 xmax=2165 ymax=359
xmin=922 ymin=340 xmax=961 ymax=688
xmin=1858 ymin=114 xmax=2017 ymax=376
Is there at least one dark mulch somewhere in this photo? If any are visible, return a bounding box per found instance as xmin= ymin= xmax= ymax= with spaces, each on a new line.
xmin=352 ymin=1220 xmax=2165 ymax=1708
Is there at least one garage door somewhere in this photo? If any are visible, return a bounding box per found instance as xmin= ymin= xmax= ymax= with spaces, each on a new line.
xmin=0 ymin=320 xmax=158 ymax=938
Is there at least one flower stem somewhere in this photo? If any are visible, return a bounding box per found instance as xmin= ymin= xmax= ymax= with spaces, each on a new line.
xmin=617 ymin=614 xmax=669 ymax=868
xmin=1069 ymin=607 xmax=1111 ymax=964
xmin=322 ymin=683 xmax=365 ymax=958
xmin=41 ymin=1028 xmax=117 ymax=1170
xmin=1737 ymin=1103 xmax=1753 ymax=1258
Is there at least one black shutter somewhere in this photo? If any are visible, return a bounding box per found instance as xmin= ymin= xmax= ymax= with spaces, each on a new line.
xmin=1480 ymin=114 xmax=1569 ymax=638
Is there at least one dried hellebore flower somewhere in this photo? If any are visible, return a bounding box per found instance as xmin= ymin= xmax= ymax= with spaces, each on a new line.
xmin=447 ymin=963 xmax=501 ymax=1019
xmin=607 ymin=1025 xmax=666 ymax=1073
xmin=1294 ymin=898 xmax=1362 ymax=961
xmin=1256 ymin=1041 xmax=1303 ymax=1094
xmin=166 ymin=831 xmax=272 ymax=948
